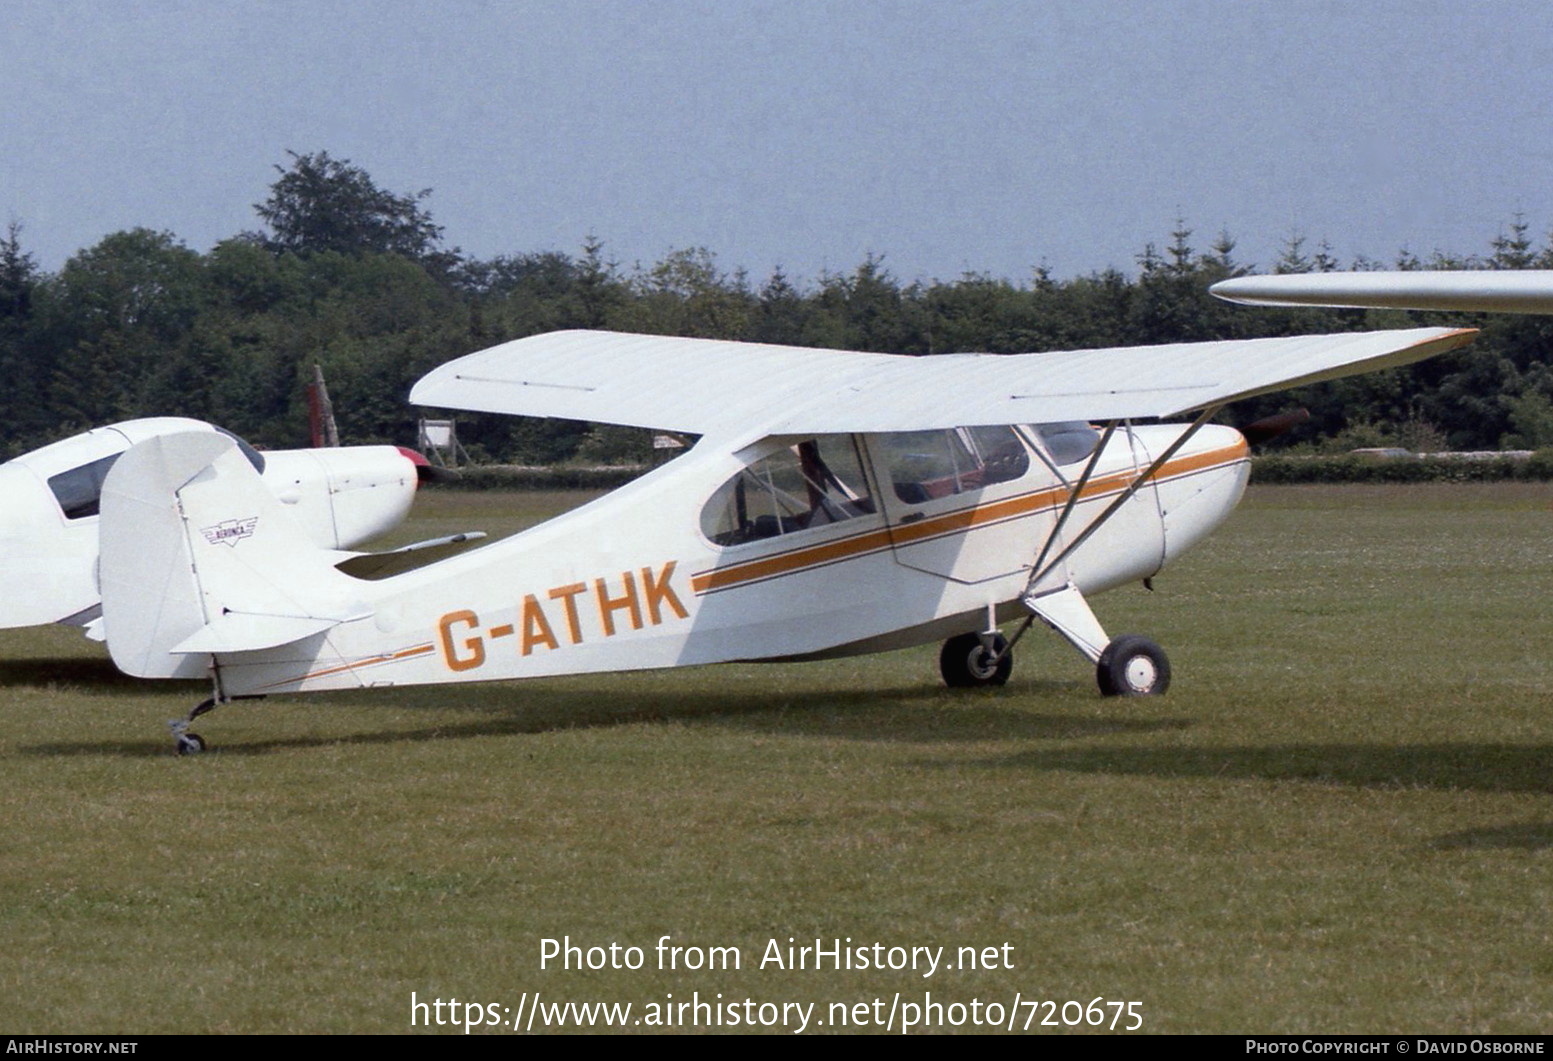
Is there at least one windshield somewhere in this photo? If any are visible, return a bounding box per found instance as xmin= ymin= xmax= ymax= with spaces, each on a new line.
xmin=1034 ymin=422 xmax=1101 ymax=466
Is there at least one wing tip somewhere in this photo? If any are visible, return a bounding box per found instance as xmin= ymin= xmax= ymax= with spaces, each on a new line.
xmin=1425 ymin=326 xmax=1480 ymax=348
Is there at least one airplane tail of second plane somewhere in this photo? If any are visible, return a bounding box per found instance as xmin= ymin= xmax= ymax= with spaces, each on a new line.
xmin=99 ymin=431 xmax=366 ymax=679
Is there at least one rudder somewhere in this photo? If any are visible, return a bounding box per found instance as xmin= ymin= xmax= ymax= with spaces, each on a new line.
xmin=100 ymin=433 xmax=365 ymax=679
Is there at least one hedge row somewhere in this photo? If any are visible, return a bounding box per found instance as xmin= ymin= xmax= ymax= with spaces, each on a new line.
xmin=441 ymin=465 xmax=649 ymax=491
xmin=1250 ymin=452 xmax=1553 ymax=484
xmin=438 ymin=451 xmax=1553 ymax=492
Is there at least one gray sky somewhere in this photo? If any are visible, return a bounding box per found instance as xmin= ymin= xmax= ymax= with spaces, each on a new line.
xmin=3 ymin=0 xmax=1551 ymax=284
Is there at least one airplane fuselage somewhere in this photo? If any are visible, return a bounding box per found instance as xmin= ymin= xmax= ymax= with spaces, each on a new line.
xmin=129 ymin=421 xmax=1248 ymax=696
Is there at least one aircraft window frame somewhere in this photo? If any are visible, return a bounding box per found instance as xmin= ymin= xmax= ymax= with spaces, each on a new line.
xmin=876 ymin=426 xmax=1032 ymax=505
xmin=214 ymin=427 xmax=267 ymax=473
xmin=43 ymin=428 xmax=265 ymax=521
xmin=964 ymin=425 xmax=1031 ymax=486
xmin=1030 ymin=421 xmax=1102 ymax=468
xmin=47 ymin=452 xmax=123 ymax=521
xmin=700 ymin=435 xmax=877 ymax=548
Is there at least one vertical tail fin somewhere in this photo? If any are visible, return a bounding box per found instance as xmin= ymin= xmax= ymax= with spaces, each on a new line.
xmin=100 ymin=433 xmax=367 ymax=678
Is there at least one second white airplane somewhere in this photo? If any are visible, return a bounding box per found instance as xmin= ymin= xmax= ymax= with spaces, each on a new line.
xmin=0 ymin=417 xmax=434 ymax=636
xmin=1211 ymin=269 xmax=1553 ymax=314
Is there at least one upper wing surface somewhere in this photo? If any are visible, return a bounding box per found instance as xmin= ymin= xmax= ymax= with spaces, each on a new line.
xmin=410 ymin=331 xmax=893 ymax=436
xmin=410 ymin=328 xmax=1476 ymax=436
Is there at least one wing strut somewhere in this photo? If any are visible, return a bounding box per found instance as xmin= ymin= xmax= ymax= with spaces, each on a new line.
xmin=1027 ymin=419 xmax=1120 ymax=581
xmin=986 ymin=418 xmax=1120 ymax=662
xmin=989 ymin=406 xmax=1224 ymax=666
xmin=1026 ymin=405 xmax=1222 ymax=595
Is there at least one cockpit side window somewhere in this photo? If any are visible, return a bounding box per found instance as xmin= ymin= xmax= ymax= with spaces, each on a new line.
xmin=701 ymin=436 xmax=875 ymax=546
xmin=214 ymin=427 xmax=266 ymax=473
xmin=47 ymin=453 xmax=122 ymax=520
xmin=1035 ymin=422 xmax=1101 ymax=466
xmin=964 ymin=425 xmax=1031 ymax=485
xmin=877 ymin=426 xmax=1031 ymax=503
xmin=44 ymin=428 xmax=263 ymax=520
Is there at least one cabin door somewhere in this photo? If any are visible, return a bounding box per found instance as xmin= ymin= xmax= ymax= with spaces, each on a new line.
xmin=865 ymin=427 xmax=1057 ymax=585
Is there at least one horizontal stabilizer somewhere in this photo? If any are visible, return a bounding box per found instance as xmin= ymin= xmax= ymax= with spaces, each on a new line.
xmin=334 ymin=532 xmax=488 ymax=580
xmin=170 ymin=611 xmax=354 ymax=655
xmin=410 ymin=327 xmax=1477 ymax=437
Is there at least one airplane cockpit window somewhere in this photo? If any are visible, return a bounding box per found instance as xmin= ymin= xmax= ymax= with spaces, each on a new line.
xmin=47 ymin=453 xmax=122 ymax=520
xmin=966 ymin=425 xmax=1031 ymax=483
xmin=701 ymin=436 xmax=875 ymax=546
xmin=46 ymin=429 xmax=265 ymax=520
xmin=877 ymin=426 xmax=1031 ymax=504
xmin=214 ymin=427 xmax=267 ymax=473
xmin=1034 ymin=422 xmax=1101 ymax=466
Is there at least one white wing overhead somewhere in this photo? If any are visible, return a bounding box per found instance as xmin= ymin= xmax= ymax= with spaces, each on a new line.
xmin=411 ymin=332 xmax=898 ymax=437
xmin=1212 ymin=271 xmax=1553 ymax=315
xmin=409 ymin=327 xmax=1477 ymax=437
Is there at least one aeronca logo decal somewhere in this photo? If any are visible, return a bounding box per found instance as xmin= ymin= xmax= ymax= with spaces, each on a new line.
xmin=201 ymin=517 xmax=260 ymax=547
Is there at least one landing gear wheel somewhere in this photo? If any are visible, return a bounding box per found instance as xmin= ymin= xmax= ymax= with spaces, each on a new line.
xmin=940 ymin=632 xmax=1013 ymax=688
xmin=1096 ymin=635 xmax=1170 ymax=696
xmin=170 ymin=697 xmax=219 ymax=755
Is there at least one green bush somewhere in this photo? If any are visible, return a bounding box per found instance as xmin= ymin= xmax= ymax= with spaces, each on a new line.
xmin=440 ymin=464 xmax=648 ymax=491
xmin=1251 ymin=454 xmax=1552 ymax=484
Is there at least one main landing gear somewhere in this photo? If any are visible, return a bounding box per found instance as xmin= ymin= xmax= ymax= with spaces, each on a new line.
xmin=939 ymin=632 xmax=1013 ymax=687
xmin=1095 ymin=634 xmax=1170 ymax=696
xmin=937 ymin=625 xmax=1171 ymax=696
xmin=938 ymin=587 xmax=1171 ymax=697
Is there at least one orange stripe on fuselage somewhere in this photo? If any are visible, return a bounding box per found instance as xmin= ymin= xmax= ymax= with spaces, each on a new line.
xmin=256 ymin=641 xmax=436 ymax=691
xmin=690 ymin=439 xmax=1248 ymax=595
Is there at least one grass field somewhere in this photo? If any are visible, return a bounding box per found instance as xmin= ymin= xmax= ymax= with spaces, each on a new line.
xmin=1 ymin=484 xmax=1548 ymax=1034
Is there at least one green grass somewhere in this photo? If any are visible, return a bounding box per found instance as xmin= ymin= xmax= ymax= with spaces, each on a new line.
xmin=0 ymin=483 xmax=1549 ymax=1033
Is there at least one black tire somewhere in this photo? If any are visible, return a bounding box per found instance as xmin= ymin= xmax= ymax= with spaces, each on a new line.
xmin=1096 ymin=635 xmax=1170 ymax=696
xmin=176 ymin=733 xmax=207 ymax=755
xmin=940 ymin=632 xmax=1013 ymax=688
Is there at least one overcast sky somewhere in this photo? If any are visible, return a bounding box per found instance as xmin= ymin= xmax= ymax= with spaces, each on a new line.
xmin=4 ymin=0 xmax=1551 ymax=285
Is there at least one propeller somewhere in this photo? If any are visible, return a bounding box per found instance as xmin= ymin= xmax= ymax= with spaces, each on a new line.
xmin=397 ymin=446 xmax=461 ymax=483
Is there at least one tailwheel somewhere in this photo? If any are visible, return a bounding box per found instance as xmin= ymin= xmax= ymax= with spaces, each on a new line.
xmin=1096 ymin=635 xmax=1170 ymax=696
xmin=169 ymin=697 xmax=220 ymax=755
xmin=940 ymin=632 xmax=1013 ymax=688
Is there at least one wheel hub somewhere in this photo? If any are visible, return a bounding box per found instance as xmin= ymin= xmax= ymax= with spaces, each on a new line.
xmin=1123 ymin=654 xmax=1158 ymax=692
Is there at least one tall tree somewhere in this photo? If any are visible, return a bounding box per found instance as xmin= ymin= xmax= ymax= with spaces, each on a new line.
xmin=254 ymin=150 xmax=449 ymax=263
xmin=0 ymin=222 xmax=42 ymax=443
xmin=1490 ymin=214 xmax=1536 ymax=269
xmin=40 ymin=229 xmax=207 ymax=430
xmin=620 ymin=246 xmax=752 ymax=338
xmin=0 ymin=221 xmax=35 ymax=320
xmin=1274 ymin=233 xmax=1313 ymax=275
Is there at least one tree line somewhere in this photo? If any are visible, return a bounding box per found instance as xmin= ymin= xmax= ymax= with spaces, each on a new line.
xmin=1 ymin=151 xmax=1550 ymax=463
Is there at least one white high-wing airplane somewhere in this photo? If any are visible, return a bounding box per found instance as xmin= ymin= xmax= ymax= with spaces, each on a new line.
xmin=1211 ymin=270 xmax=1553 ymax=314
xmin=88 ymin=328 xmax=1476 ymax=753
xmin=0 ymin=417 xmax=437 ymax=635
